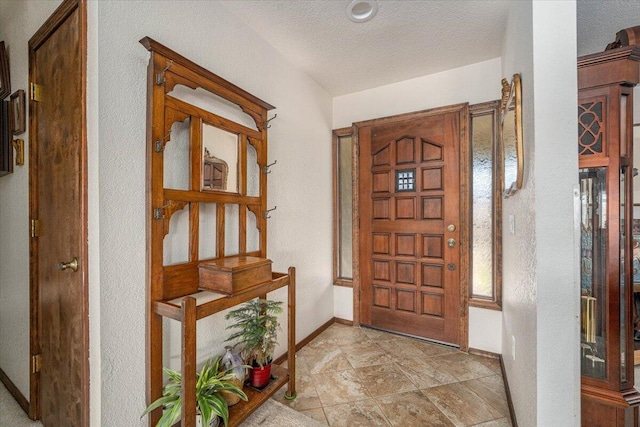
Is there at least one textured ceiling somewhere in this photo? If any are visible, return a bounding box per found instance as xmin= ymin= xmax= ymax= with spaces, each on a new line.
xmin=218 ymin=0 xmax=640 ymax=97
xmin=218 ymin=0 xmax=510 ymax=96
xmin=577 ymin=0 xmax=640 ymax=56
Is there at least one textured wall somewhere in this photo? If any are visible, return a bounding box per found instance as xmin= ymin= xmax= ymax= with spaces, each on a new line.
xmin=501 ymin=2 xmax=580 ymax=426
xmin=0 ymin=0 xmax=63 ymax=400
xmin=500 ymin=3 xmax=537 ymax=425
xmin=96 ymin=2 xmax=333 ymax=425
xmin=332 ymin=57 xmax=504 ymax=353
xmin=531 ymin=2 xmax=580 ymax=425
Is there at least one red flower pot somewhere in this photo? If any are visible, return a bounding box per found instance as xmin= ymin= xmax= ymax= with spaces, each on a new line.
xmin=249 ymin=363 xmax=271 ymax=388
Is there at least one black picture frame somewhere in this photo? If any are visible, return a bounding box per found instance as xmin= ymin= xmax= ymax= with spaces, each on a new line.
xmin=0 ymin=100 xmax=13 ymax=176
xmin=0 ymin=41 xmax=10 ymax=100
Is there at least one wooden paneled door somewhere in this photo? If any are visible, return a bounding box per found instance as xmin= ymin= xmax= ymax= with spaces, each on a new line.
xmin=358 ymin=105 xmax=467 ymax=346
xmin=28 ymin=0 xmax=88 ymax=425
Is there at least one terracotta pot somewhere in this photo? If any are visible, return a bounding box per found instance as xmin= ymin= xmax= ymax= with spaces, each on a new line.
xmin=249 ymin=363 xmax=271 ymax=388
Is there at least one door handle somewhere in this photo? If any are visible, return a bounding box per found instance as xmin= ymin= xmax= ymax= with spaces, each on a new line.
xmin=447 ymin=238 xmax=456 ymax=248
xmin=57 ymin=257 xmax=78 ymax=272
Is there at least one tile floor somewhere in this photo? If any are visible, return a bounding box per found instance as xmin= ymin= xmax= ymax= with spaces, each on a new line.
xmin=273 ymin=323 xmax=512 ymax=427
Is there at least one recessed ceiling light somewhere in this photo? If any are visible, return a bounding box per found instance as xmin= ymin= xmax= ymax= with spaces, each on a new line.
xmin=346 ymin=0 xmax=378 ymax=23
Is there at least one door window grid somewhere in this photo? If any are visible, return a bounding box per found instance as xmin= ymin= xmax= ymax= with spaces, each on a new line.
xmin=396 ymin=169 xmax=415 ymax=192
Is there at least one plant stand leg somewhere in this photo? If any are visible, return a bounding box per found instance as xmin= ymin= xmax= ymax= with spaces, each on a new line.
xmin=285 ymin=267 xmax=297 ymax=400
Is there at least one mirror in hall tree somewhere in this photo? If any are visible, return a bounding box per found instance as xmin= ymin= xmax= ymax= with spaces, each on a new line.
xmin=202 ymin=123 xmax=239 ymax=193
xmin=500 ymin=73 xmax=523 ymax=197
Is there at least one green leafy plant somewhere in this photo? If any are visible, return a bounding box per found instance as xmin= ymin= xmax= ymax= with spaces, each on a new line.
xmin=225 ymin=298 xmax=283 ymax=367
xmin=141 ymin=355 xmax=248 ymax=427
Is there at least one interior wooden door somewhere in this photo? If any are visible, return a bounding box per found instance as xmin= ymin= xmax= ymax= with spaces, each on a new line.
xmin=359 ymin=107 xmax=463 ymax=345
xmin=28 ymin=0 xmax=88 ymax=424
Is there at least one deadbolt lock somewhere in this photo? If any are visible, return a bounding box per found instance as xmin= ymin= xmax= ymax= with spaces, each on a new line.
xmin=447 ymin=224 xmax=456 ymax=232
xmin=447 ymin=263 xmax=456 ymax=271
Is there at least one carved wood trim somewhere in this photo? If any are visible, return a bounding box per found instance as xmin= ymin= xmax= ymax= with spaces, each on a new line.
xmin=159 ymin=200 xmax=188 ymax=237
xmin=140 ymin=37 xmax=275 ymax=110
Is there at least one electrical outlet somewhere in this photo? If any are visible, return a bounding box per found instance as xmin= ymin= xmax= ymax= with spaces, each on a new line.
xmin=512 ymin=336 xmax=516 ymax=361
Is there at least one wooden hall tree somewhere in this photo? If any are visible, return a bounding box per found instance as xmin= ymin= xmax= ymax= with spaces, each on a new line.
xmin=578 ymin=43 xmax=640 ymax=426
xmin=142 ymin=38 xmax=296 ymax=427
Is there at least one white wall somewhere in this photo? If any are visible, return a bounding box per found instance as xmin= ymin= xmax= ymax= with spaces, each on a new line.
xmin=0 ymin=0 xmax=63 ymax=400
xmin=531 ymin=2 xmax=580 ymax=425
xmin=333 ymin=58 xmax=503 ymax=354
xmin=96 ymin=1 xmax=333 ymax=424
xmin=501 ymin=2 xmax=579 ymax=426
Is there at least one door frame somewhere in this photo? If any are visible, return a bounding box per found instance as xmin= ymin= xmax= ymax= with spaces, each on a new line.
xmin=351 ymin=103 xmax=469 ymax=351
xmin=28 ymin=0 xmax=88 ymax=421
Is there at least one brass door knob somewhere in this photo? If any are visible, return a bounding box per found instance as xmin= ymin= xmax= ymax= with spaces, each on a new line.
xmin=57 ymin=257 xmax=78 ymax=272
xmin=447 ymin=238 xmax=456 ymax=248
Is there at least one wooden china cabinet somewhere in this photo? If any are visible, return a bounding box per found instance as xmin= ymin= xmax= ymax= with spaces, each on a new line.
xmin=141 ymin=38 xmax=296 ymax=427
xmin=578 ymin=44 xmax=640 ymax=426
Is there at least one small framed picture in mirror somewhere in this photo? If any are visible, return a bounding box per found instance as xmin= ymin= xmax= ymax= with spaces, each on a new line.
xmin=10 ymin=89 xmax=25 ymax=135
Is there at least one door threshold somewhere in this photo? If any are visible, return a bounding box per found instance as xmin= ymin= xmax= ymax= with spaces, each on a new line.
xmin=360 ymin=324 xmax=460 ymax=349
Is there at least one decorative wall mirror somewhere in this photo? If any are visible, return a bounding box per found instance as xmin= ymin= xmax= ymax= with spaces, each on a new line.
xmin=202 ymin=123 xmax=239 ymax=192
xmin=500 ymin=73 xmax=523 ymax=197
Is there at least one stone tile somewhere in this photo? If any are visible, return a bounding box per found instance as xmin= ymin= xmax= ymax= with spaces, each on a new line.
xmin=463 ymin=375 xmax=510 ymax=418
xmin=305 ymin=329 xmax=341 ymax=349
xmin=361 ymin=327 xmax=389 ymax=340
xmin=312 ymin=369 xmax=371 ymax=406
xmin=279 ymin=324 xmax=510 ymax=427
xmin=323 ymin=399 xmax=391 ymax=427
xmin=355 ymin=363 xmax=417 ymax=397
xmin=411 ymin=339 xmax=459 ymax=357
xmin=469 ymin=354 xmax=502 ymax=375
xmin=472 ymin=418 xmax=512 ymax=427
xmin=423 ymin=382 xmax=503 ymax=426
xmin=395 ymin=356 xmax=458 ymax=387
xmin=375 ymin=337 xmax=426 ymax=360
xmin=272 ymin=372 xmax=322 ymax=411
xmin=282 ymin=354 xmax=310 ymax=376
xmin=341 ymin=341 xmax=393 ymax=368
xmin=322 ymin=325 xmax=371 ymax=346
xmin=297 ymin=346 xmax=352 ymax=374
xmin=299 ymin=407 xmax=329 ymax=425
xmin=431 ymin=352 xmax=497 ymax=382
xmin=376 ymin=390 xmax=455 ymax=427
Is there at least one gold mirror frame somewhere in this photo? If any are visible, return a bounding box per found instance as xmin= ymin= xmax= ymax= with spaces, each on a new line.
xmin=500 ymin=73 xmax=523 ymax=197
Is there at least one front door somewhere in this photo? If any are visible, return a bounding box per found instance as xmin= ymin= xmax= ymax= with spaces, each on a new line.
xmin=29 ymin=0 xmax=88 ymax=424
xmin=359 ymin=105 xmax=466 ymax=346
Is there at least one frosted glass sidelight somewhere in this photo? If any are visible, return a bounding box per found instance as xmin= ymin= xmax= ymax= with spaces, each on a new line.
xmin=471 ymin=113 xmax=494 ymax=299
xmin=338 ymin=135 xmax=353 ymax=279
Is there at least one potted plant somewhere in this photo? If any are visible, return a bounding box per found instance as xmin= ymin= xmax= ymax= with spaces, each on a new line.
xmin=141 ymin=355 xmax=248 ymax=427
xmin=225 ymin=298 xmax=283 ymax=388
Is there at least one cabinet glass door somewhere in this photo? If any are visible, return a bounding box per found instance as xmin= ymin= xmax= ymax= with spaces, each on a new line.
xmin=580 ymin=167 xmax=608 ymax=379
